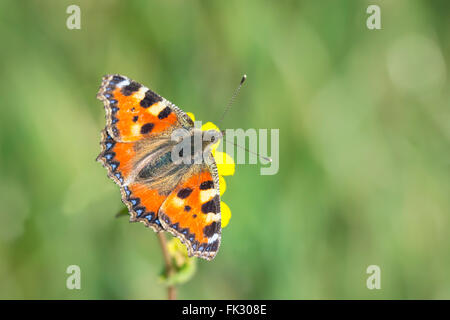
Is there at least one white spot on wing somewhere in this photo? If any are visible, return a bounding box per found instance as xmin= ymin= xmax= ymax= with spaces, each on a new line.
xmin=200 ymin=189 xmax=216 ymax=203
xmin=134 ymin=86 xmax=147 ymax=100
xmin=116 ymin=79 xmax=130 ymax=88
xmin=172 ymin=197 xmax=184 ymax=208
xmin=208 ymin=233 xmax=219 ymax=243
xmin=205 ymin=212 xmax=220 ymax=223
xmin=148 ymin=101 xmax=166 ymax=116
xmin=131 ymin=124 xmax=140 ymax=136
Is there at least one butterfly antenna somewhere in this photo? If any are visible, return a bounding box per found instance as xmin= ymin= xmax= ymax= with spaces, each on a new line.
xmin=218 ymin=74 xmax=247 ymax=125
xmin=220 ymin=131 xmax=272 ymax=163
xmin=217 ymin=75 xmax=271 ymax=164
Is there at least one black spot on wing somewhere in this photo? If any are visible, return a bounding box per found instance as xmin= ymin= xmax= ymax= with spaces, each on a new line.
xmin=201 ymin=195 xmax=220 ymax=214
xmin=132 ymin=116 xmax=138 ymax=122
xmin=199 ymin=180 xmax=214 ymax=190
xmin=158 ymin=106 xmax=172 ymax=119
xmin=184 ymin=205 xmax=191 ymax=212
xmin=140 ymin=123 xmax=154 ymax=134
xmin=177 ymin=188 xmax=193 ymax=199
xmin=203 ymin=221 xmax=219 ymax=238
xmin=140 ymin=90 xmax=162 ymax=108
xmin=209 ymin=240 xmax=219 ymax=252
xmin=121 ymin=81 xmax=141 ymax=96
xmin=111 ymin=75 xmax=125 ymax=83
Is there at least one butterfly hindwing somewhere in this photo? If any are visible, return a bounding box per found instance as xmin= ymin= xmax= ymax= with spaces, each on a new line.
xmin=97 ymin=74 xmax=193 ymax=142
xmin=97 ymin=128 xmax=167 ymax=231
xmin=122 ymin=183 xmax=167 ymax=231
xmin=159 ymin=162 xmax=221 ymax=260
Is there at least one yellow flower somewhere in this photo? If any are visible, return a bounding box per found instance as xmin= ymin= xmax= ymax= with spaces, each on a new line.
xmin=186 ymin=112 xmax=234 ymax=228
xmin=213 ymin=151 xmax=235 ymax=176
xmin=219 ymin=175 xmax=226 ymax=195
xmin=220 ymin=201 xmax=231 ymax=228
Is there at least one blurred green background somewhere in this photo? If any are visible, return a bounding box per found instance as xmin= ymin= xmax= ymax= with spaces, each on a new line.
xmin=0 ymin=0 xmax=449 ymax=299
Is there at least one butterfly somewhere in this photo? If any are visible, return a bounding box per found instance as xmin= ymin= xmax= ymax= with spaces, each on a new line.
xmin=96 ymin=74 xmax=222 ymax=260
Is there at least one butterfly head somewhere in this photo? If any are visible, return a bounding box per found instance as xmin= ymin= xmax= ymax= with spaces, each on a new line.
xmin=202 ymin=129 xmax=222 ymax=152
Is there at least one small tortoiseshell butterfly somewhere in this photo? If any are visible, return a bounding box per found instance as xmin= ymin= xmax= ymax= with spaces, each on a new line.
xmin=96 ymin=75 xmax=222 ymax=260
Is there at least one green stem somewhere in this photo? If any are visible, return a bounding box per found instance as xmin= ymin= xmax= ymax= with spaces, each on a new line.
xmin=157 ymin=232 xmax=176 ymax=300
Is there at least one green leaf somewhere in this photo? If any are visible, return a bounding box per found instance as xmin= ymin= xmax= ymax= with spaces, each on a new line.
xmin=115 ymin=207 xmax=128 ymax=218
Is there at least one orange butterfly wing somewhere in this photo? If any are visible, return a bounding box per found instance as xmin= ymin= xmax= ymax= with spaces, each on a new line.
xmin=159 ymin=164 xmax=221 ymax=260
xmin=97 ymin=74 xmax=193 ymax=142
xmin=97 ymin=129 xmax=168 ymax=231
xmin=96 ymin=75 xmax=193 ymax=231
